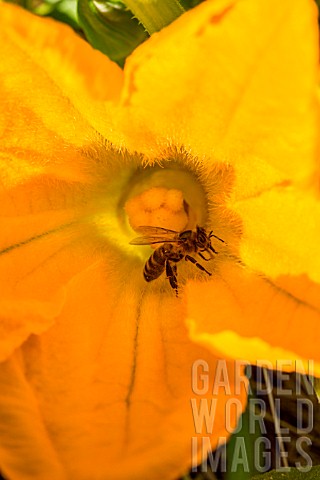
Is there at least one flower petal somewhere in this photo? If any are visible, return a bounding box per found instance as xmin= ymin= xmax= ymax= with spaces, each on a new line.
xmin=0 ymin=142 xmax=105 ymax=360
xmin=186 ymin=262 xmax=320 ymax=376
xmin=230 ymin=186 xmax=320 ymax=284
xmin=118 ymin=0 xmax=318 ymax=196
xmin=0 ymin=3 xmax=123 ymax=144
xmin=0 ymin=260 xmax=247 ymax=479
xmin=0 ymin=4 xmax=126 ymax=359
xmin=0 ymin=216 xmax=102 ymax=361
xmin=0 ymin=355 xmax=67 ymax=480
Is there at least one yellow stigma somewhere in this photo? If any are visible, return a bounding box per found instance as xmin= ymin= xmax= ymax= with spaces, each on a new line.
xmin=125 ymin=187 xmax=188 ymax=232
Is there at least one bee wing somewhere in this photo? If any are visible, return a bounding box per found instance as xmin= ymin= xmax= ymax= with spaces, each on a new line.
xmin=130 ymin=226 xmax=181 ymax=245
xmin=130 ymin=235 xmax=179 ymax=245
xmin=134 ymin=225 xmax=179 ymax=236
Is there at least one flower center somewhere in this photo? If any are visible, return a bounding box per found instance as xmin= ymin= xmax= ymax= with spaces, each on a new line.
xmin=122 ymin=165 xmax=207 ymax=234
xmin=125 ymin=187 xmax=188 ymax=231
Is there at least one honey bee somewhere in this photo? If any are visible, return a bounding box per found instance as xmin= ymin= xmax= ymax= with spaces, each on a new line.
xmin=130 ymin=225 xmax=224 ymax=296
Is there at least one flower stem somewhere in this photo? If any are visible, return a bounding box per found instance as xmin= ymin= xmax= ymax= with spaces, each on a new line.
xmin=122 ymin=0 xmax=185 ymax=35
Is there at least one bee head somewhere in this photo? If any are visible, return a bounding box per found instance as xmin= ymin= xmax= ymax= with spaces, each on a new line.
xmin=196 ymin=226 xmax=209 ymax=248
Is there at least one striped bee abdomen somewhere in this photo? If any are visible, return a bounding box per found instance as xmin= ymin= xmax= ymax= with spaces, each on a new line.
xmin=143 ymin=244 xmax=174 ymax=282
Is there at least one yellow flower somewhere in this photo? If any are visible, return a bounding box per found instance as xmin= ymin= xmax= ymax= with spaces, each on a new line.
xmin=0 ymin=0 xmax=319 ymax=479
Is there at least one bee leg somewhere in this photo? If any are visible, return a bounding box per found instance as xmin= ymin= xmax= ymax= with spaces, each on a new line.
xmin=185 ymin=255 xmax=212 ymax=276
xmin=166 ymin=261 xmax=179 ymax=296
xmin=209 ymin=232 xmax=225 ymax=243
xmin=198 ymin=250 xmax=215 ymax=261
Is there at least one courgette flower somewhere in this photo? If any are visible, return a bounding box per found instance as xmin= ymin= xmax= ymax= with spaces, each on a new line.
xmin=0 ymin=0 xmax=319 ymax=479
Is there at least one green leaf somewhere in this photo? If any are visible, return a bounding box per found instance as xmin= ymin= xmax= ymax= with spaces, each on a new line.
xmin=78 ymin=0 xmax=148 ymax=67
xmin=49 ymin=0 xmax=79 ymax=29
xmin=251 ymin=466 xmax=320 ymax=480
xmin=179 ymin=0 xmax=205 ymax=9
xmin=225 ymin=393 xmax=262 ymax=480
xmin=121 ymin=0 xmax=185 ymax=35
xmin=5 ymin=0 xmax=80 ymax=30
